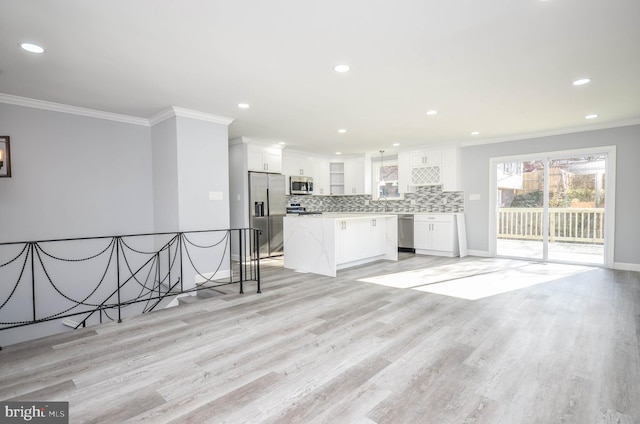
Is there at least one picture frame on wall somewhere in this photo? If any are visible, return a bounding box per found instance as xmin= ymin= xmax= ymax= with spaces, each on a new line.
xmin=0 ymin=136 xmax=11 ymax=178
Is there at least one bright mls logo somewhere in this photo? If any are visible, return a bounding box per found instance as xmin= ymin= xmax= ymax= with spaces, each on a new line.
xmin=1 ymin=402 xmax=68 ymax=423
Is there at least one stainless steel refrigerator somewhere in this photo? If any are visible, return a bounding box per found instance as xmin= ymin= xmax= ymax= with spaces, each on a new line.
xmin=249 ymin=172 xmax=286 ymax=258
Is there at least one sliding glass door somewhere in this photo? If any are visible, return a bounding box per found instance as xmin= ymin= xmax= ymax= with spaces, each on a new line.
xmin=494 ymin=149 xmax=611 ymax=266
xmin=546 ymin=156 xmax=605 ymax=263
xmin=496 ymin=160 xmax=545 ymax=260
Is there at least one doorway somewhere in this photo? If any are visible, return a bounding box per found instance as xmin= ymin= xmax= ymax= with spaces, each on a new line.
xmin=491 ymin=147 xmax=616 ymax=267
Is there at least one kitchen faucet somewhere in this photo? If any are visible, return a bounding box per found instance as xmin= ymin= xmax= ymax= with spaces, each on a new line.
xmin=380 ymin=194 xmax=389 ymax=212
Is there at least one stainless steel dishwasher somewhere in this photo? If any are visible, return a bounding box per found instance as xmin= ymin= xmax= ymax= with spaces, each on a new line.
xmin=398 ymin=214 xmax=415 ymax=252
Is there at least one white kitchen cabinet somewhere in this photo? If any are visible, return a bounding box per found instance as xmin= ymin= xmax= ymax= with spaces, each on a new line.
xmin=335 ymin=219 xmax=360 ymax=264
xmin=247 ymin=143 xmax=282 ymax=173
xmin=399 ymin=146 xmax=460 ymax=191
xmin=282 ymin=150 xmax=330 ymax=195
xmin=397 ymin=151 xmax=412 ymax=193
xmin=284 ymin=214 xmax=397 ymax=277
xmin=344 ymin=157 xmax=365 ymax=195
xmin=314 ymin=160 xmax=330 ymax=195
xmin=441 ymin=147 xmax=461 ymax=191
xmin=336 ymin=217 xmax=387 ymax=265
xmin=329 ymin=162 xmax=345 ymax=195
xmin=283 ymin=150 xmax=313 ymax=177
xmin=364 ymin=217 xmax=386 ymax=257
xmin=409 ymin=149 xmax=442 ymax=166
xmin=414 ymin=214 xmax=459 ymax=257
xmin=406 ymin=148 xmax=443 ymax=187
xmin=330 ymin=156 xmax=365 ymax=195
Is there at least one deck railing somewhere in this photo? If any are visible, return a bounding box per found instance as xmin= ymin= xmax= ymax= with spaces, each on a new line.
xmin=498 ymin=208 xmax=604 ymax=244
xmin=0 ymin=228 xmax=261 ymax=344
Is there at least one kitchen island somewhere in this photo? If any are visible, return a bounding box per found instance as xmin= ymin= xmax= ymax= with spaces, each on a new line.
xmin=283 ymin=214 xmax=398 ymax=277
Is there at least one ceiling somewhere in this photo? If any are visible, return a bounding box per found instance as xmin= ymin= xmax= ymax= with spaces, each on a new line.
xmin=1 ymin=0 xmax=639 ymax=155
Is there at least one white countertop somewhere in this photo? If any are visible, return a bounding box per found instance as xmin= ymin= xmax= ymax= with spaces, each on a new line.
xmin=285 ymin=212 xmax=461 ymax=217
xmin=285 ymin=213 xmax=398 ymax=220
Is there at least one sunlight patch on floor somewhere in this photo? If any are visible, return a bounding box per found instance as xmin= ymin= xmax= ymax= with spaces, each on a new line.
xmin=358 ymin=259 xmax=595 ymax=300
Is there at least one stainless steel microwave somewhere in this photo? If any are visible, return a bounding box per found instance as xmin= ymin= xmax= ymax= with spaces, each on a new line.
xmin=290 ymin=176 xmax=313 ymax=195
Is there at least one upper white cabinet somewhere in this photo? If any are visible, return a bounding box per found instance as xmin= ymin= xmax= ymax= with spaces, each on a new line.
xmin=344 ymin=157 xmax=365 ymax=195
xmin=282 ymin=150 xmax=329 ymax=195
xmin=283 ymin=151 xmax=313 ymax=177
xmin=329 ymin=156 xmax=365 ymax=195
xmin=440 ymin=147 xmax=461 ymax=192
xmin=247 ymin=143 xmax=282 ymax=173
xmin=329 ymin=162 xmax=345 ymax=195
xmin=409 ymin=149 xmax=442 ymax=166
xmin=398 ymin=146 xmax=460 ymax=192
xmin=398 ymin=151 xmax=412 ymax=194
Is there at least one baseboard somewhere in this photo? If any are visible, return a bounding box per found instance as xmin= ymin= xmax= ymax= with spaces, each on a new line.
xmin=613 ymin=262 xmax=640 ymax=272
xmin=467 ymin=250 xmax=491 ymax=257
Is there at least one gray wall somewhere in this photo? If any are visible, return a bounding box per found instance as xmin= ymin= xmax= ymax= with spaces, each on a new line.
xmin=228 ymin=141 xmax=250 ymax=230
xmin=151 ymin=117 xmax=180 ymax=233
xmin=461 ymin=124 xmax=640 ymax=267
xmin=175 ymin=115 xmax=230 ymax=231
xmin=0 ymin=103 xmax=154 ymax=242
xmin=0 ymin=103 xmax=233 ymax=346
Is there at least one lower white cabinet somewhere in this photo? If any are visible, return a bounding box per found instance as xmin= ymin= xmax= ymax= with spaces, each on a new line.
xmin=284 ymin=214 xmax=398 ymax=277
xmin=335 ymin=219 xmax=359 ymax=264
xmin=414 ymin=214 xmax=459 ymax=256
xmin=336 ymin=218 xmax=386 ymax=264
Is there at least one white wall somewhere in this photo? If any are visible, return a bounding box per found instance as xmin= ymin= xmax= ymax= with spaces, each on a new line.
xmin=461 ymin=124 xmax=640 ymax=268
xmin=0 ymin=103 xmax=154 ymax=242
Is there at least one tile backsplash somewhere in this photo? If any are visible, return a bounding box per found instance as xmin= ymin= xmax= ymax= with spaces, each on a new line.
xmin=287 ymin=186 xmax=464 ymax=213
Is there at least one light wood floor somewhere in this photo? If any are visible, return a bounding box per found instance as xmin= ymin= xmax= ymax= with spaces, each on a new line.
xmin=1 ymin=254 xmax=639 ymax=423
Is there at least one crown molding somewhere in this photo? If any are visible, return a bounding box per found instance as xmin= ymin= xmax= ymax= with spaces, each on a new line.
xmin=0 ymin=93 xmax=235 ymax=128
xmin=147 ymin=107 xmax=175 ymax=126
xmin=460 ymin=117 xmax=640 ymax=147
xmin=0 ymin=93 xmax=149 ymax=126
xmin=149 ymin=106 xmax=234 ymax=127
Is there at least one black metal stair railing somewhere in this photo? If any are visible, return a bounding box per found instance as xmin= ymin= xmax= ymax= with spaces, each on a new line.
xmin=0 ymin=228 xmax=261 ymax=344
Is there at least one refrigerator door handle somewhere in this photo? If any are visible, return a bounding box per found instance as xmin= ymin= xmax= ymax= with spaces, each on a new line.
xmin=266 ymin=188 xmax=270 ymax=216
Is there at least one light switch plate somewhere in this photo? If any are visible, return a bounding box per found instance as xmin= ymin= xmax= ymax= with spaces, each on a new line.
xmin=209 ymin=191 xmax=223 ymax=201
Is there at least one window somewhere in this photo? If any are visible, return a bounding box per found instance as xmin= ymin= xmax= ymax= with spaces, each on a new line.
xmin=373 ymin=158 xmax=400 ymax=199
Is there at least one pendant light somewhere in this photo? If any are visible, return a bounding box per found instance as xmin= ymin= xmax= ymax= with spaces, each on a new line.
xmin=379 ymin=150 xmax=386 ymax=186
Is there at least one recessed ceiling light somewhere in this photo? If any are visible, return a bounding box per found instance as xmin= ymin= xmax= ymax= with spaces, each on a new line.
xmin=471 ymin=131 xmax=480 ymax=136
xmin=19 ymin=42 xmax=45 ymax=54
xmin=334 ymin=65 xmax=350 ymax=73
xmin=573 ymin=78 xmax=591 ymax=86
xmin=338 ymin=129 xmax=347 ymax=133
xmin=335 ymin=152 xmax=342 ymax=155
xmin=237 ymin=103 xmax=250 ymax=109
xmin=278 ymin=142 xmax=286 ymax=145
xmin=426 ymin=110 xmax=438 ymax=116
xmin=585 ymin=114 xmax=598 ymax=119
